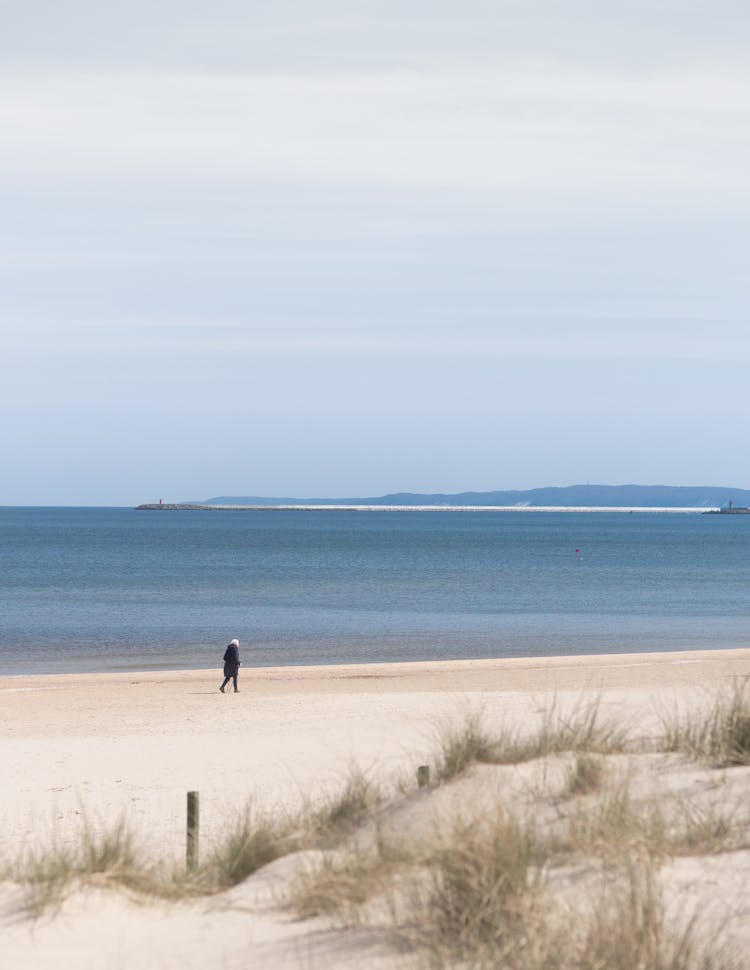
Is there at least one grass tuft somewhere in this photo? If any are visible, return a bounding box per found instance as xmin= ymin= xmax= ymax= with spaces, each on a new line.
xmin=290 ymin=845 xmax=394 ymax=923
xmin=79 ymin=818 xmax=140 ymax=875
xmin=516 ymin=697 xmax=630 ymax=762
xmin=435 ymin=712 xmax=497 ymax=781
xmin=19 ymin=817 xmax=145 ymax=915
xmin=435 ymin=700 xmax=629 ymax=783
xmin=662 ymin=679 xmax=750 ymax=766
xmin=407 ymin=810 xmax=546 ymax=967
xmin=564 ymin=778 xmax=646 ymax=858
xmin=573 ymin=856 xmax=726 ymax=970
xmin=19 ymin=845 xmax=78 ymax=917
xmin=204 ymin=807 xmax=298 ymax=890
xmin=312 ymin=767 xmax=384 ymax=839
xmin=663 ymin=801 xmax=738 ymax=857
xmin=564 ymin=753 xmax=604 ymax=797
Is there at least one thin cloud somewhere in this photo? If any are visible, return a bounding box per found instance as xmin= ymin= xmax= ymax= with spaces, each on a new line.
xmin=2 ymin=65 xmax=749 ymax=209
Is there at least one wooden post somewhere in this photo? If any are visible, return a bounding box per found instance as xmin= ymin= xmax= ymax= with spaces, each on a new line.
xmin=417 ymin=765 xmax=430 ymax=788
xmin=186 ymin=791 xmax=200 ymax=871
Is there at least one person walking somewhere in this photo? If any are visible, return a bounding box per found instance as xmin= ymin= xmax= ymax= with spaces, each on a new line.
xmin=220 ymin=638 xmax=240 ymax=693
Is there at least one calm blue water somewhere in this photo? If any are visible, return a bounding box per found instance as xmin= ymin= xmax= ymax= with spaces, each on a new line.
xmin=0 ymin=508 xmax=748 ymax=675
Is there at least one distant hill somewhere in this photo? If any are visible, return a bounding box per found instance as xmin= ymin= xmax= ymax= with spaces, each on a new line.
xmin=198 ymin=485 xmax=748 ymax=508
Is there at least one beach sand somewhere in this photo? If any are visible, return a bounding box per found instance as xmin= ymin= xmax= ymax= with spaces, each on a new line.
xmin=3 ymin=648 xmax=750 ymax=968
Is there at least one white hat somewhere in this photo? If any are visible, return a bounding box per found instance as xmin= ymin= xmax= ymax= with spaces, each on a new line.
xmin=230 ymin=638 xmax=239 ymax=646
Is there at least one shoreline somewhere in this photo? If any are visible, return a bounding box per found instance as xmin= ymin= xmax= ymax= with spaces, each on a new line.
xmin=4 ymin=646 xmax=750 ymax=694
xmin=8 ymin=644 xmax=750 ymax=682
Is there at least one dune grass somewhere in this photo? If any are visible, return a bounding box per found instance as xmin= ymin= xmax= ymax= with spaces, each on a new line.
xmin=519 ymin=697 xmax=631 ymax=760
xmin=434 ymin=710 xmax=499 ymax=781
xmin=412 ymin=852 xmax=730 ymax=970
xmin=564 ymin=752 xmax=605 ymax=797
xmin=407 ymin=810 xmax=545 ymax=966
xmin=16 ymin=809 xmax=302 ymax=913
xmin=664 ymin=801 xmax=740 ymax=857
xmin=18 ymin=817 xmax=147 ymax=916
xmin=662 ymin=679 xmax=750 ymax=766
xmin=562 ymin=772 xmax=741 ymax=863
xmin=564 ymin=777 xmax=642 ymax=855
xmin=198 ymin=771 xmax=386 ymax=897
xmin=290 ymin=801 xmax=737 ymax=970
xmin=201 ymin=805 xmax=301 ymax=891
xmin=311 ymin=766 xmax=384 ymax=841
xmin=290 ymin=834 xmax=407 ymax=924
xmin=9 ymin=693 xmax=749 ymax=968
xmin=569 ymin=856 xmax=730 ymax=970
xmin=13 ymin=766 xmax=388 ymax=914
xmin=285 ymin=723 xmax=745 ymax=968
xmin=435 ymin=700 xmax=629 ymax=783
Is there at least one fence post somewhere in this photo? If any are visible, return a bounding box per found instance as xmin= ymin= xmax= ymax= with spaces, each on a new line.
xmin=186 ymin=791 xmax=200 ymax=871
xmin=417 ymin=765 xmax=431 ymax=788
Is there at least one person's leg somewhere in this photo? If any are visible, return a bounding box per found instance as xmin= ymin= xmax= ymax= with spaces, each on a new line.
xmin=232 ymin=672 xmax=239 ymax=692
xmin=220 ymin=676 xmax=230 ymax=692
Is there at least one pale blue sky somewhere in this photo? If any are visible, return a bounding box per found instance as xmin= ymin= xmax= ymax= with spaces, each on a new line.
xmin=3 ymin=1 xmax=750 ymax=504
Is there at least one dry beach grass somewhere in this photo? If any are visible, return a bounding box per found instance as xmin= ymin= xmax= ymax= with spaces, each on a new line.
xmin=3 ymin=651 xmax=750 ymax=968
xmin=284 ymin=692 xmax=750 ymax=968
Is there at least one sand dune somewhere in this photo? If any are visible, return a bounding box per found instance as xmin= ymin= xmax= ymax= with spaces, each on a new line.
xmin=3 ymin=649 xmax=750 ymax=968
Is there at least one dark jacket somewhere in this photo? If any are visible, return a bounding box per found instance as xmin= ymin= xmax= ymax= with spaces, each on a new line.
xmin=223 ymin=643 xmax=240 ymax=676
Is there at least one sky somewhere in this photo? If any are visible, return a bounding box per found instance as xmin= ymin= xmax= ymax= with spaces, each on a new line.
xmin=3 ymin=1 xmax=750 ymax=504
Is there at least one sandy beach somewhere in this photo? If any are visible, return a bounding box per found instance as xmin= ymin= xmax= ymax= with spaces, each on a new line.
xmin=4 ymin=648 xmax=750 ymax=968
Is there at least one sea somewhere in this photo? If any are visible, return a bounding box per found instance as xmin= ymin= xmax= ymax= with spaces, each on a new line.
xmin=1 ymin=507 xmax=748 ymax=676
